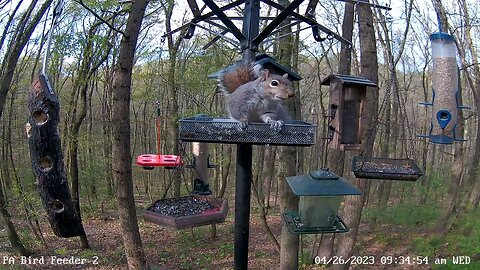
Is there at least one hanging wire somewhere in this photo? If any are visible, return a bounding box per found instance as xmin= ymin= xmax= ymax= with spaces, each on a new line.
xmin=435 ymin=5 xmax=444 ymax=33
xmin=358 ymin=68 xmax=393 ymax=160
xmin=358 ymin=6 xmax=419 ymax=163
xmin=178 ymin=141 xmax=193 ymax=194
xmin=42 ymin=0 xmax=65 ymax=76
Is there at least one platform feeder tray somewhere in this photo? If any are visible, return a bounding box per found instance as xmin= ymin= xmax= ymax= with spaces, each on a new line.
xmin=179 ymin=117 xmax=316 ymax=146
xmin=283 ymin=211 xmax=349 ymax=234
xmin=143 ymin=196 xmax=228 ymax=229
xmin=351 ymin=156 xmax=424 ymax=181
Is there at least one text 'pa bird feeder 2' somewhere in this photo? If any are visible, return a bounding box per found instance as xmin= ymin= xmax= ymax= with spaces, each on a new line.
xmin=419 ymin=32 xmax=469 ymax=144
xmin=321 ymin=75 xmax=377 ymax=150
xmin=283 ymin=169 xmax=362 ymax=234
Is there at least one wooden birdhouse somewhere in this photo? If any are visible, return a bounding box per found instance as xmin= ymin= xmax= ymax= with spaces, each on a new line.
xmin=321 ymin=74 xmax=377 ymax=150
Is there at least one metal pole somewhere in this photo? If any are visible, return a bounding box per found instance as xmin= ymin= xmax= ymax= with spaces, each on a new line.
xmin=234 ymin=143 xmax=252 ymax=270
xmin=242 ymin=0 xmax=260 ymax=56
xmin=234 ymin=1 xmax=259 ymax=269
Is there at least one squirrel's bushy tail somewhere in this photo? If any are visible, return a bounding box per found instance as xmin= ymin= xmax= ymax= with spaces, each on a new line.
xmin=218 ymin=62 xmax=262 ymax=94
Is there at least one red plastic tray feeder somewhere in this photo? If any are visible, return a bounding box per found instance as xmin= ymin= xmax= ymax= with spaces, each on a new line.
xmin=136 ymin=154 xmax=183 ymax=169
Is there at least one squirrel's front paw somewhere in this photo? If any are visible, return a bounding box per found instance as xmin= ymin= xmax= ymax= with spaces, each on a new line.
xmin=269 ymin=120 xmax=284 ymax=131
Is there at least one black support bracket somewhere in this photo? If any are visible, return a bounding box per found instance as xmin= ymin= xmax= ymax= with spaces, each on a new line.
xmin=202 ymin=0 xmax=246 ymax=42
xmin=252 ymin=0 xmax=304 ymax=46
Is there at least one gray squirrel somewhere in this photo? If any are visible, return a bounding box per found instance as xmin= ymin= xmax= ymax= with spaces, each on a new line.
xmin=217 ymin=63 xmax=295 ymax=131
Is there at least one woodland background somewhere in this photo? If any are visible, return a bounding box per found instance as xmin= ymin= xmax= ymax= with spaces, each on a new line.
xmin=0 ymin=0 xmax=479 ymax=269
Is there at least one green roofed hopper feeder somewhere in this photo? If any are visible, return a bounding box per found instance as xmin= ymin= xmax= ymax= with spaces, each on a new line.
xmin=284 ymin=169 xmax=362 ymax=234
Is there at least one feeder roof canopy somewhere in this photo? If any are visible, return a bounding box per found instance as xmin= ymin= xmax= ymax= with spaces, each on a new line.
xmin=208 ymin=53 xmax=302 ymax=81
xmin=320 ymin=74 xmax=377 ymax=88
xmin=286 ymin=169 xmax=362 ymax=196
xmin=429 ymin=32 xmax=454 ymax=41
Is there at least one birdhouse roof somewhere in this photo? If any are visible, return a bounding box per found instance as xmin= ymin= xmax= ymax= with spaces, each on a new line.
xmin=208 ymin=53 xmax=302 ymax=81
xmin=320 ymin=74 xmax=377 ymax=87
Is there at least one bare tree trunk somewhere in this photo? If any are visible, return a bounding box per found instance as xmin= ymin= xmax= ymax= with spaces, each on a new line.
xmin=102 ymin=66 xmax=114 ymax=197
xmin=87 ymin=79 xmax=97 ymax=199
xmin=333 ymin=2 xmax=379 ymax=269
xmin=219 ymin=145 xmax=232 ymax=198
xmin=263 ymin=146 xmax=276 ymax=208
xmin=112 ymin=1 xmax=148 ymax=269
xmin=277 ymin=146 xmax=299 ymax=270
xmin=0 ymin=172 xmax=30 ymax=255
xmin=450 ymin=0 xmax=480 ymax=211
xmin=68 ymin=22 xmax=112 ymax=248
xmin=276 ymin=1 xmax=300 ymax=267
xmin=252 ymin=146 xmax=279 ymax=251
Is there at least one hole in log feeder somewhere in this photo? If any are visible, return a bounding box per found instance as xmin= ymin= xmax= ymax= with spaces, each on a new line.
xmin=32 ymin=111 xmax=49 ymax=125
xmin=39 ymin=157 xmax=53 ymax=171
xmin=49 ymin=199 xmax=64 ymax=213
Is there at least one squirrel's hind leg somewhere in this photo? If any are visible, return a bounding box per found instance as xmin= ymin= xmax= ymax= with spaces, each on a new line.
xmin=231 ymin=116 xmax=248 ymax=130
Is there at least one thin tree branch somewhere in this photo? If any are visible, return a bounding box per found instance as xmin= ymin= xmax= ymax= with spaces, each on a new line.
xmin=74 ymin=0 xmax=127 ymax=38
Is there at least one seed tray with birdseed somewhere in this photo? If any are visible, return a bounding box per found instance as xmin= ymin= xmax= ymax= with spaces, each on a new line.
xmin=143 ymin=196 xmax=228 ymax=229
xmin=351 ymin=156 xmax=424 ymax=181
xmin=179 ymin=115 xmax=316 ymax=146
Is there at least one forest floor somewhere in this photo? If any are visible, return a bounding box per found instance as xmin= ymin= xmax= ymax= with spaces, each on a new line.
xmin=0 ymin=194 xmax=479 ymax=270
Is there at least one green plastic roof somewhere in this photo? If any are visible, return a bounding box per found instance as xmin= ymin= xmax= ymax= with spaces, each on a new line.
xmin=286 ymin=169 xmax=362 ymax=196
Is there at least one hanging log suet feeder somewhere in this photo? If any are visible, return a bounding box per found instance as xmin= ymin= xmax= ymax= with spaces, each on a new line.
xmin=27 ymin=75 xmax=85 ymax=238
xmin=26 ymin=0 xmax=84 ymax=238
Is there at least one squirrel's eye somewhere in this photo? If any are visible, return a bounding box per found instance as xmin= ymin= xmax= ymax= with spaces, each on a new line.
xmin=270 ymin=80 xmax=279 ymax=86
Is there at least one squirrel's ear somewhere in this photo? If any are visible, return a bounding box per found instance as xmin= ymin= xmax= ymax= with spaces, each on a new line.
xmin=282 ymin=73 xmax=288 ymax=79
xmin=260 ymin=69 xmax=269 ymax=80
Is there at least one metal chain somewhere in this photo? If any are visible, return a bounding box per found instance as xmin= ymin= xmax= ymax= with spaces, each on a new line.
xmin=393 ymin=71 xmax=416 ymax=160
xmin=359 ymin=69 xmax=393 ymax=159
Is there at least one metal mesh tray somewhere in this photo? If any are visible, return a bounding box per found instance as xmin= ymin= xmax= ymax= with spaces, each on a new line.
xmin=179 ymin=116 xmax=316 ymax=146
xmin=351 ymin=156 xmax=424 ymax=181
